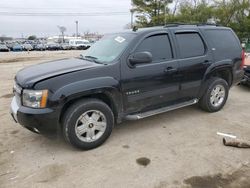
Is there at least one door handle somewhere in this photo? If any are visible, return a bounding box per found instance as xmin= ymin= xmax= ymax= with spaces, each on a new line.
xmin=164 ymin=67 xmax=177 ymax=74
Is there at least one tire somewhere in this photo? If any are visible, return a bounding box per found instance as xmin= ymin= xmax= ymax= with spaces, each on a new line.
xmin=62 ymin=99 xmax=114 ymax=150
xmin=199 ymin=77 xmax=229 ymax=112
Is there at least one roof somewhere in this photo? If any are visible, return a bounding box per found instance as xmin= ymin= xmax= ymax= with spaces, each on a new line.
xmin=110 ymin=24 xmax=230 ymax=37
xmin=121 ymin=23 xmax=229 ymax=35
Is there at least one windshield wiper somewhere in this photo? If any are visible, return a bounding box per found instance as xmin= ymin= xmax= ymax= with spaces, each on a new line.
xmin=84 ymin=55 xmax=98 ymax=60
xmin=80 ymin=55 xmax=103 ymax=64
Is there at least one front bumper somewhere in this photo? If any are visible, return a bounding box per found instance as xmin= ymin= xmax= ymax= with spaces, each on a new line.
xmin=10 ymin=96 xmax=59 ymax=134
xmin=10 ymin=96 xmax=19 ymax=123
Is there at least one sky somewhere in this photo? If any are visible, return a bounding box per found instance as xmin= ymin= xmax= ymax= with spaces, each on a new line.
xmin=0 ymin=0 xmax=132 ymax=38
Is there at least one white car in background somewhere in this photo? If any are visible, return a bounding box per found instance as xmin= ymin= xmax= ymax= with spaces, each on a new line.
xmin=69 ymin=39 xmax=91 ymax=50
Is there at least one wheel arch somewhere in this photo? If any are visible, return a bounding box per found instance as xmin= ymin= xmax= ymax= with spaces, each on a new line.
xmin=198 ymin=65 xmax=233 ymax=98
xmin=58 ymin=89 xmax=122 ymax=125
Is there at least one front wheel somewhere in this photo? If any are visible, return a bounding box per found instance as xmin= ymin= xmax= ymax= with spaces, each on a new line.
xmin=199 ymin=77 xmax=229 ymax=112
xmin=62 ymin=99 xmax=114 ymax=150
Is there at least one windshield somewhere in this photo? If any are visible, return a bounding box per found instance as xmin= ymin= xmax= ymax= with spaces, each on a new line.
xmin=82 ymin=33 xmax=135 ymax=63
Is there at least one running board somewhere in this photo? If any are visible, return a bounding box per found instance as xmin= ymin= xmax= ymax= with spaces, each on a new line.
xmin=125 ymin=99 xmax=198 ymax=120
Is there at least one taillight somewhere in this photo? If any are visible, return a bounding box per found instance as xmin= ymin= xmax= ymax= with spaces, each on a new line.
xmin=241 ymin=49 xmax=245 ymax=69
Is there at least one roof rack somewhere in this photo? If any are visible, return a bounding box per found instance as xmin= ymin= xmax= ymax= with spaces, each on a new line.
xmin=164 ymin=22 xmax=193 ymax=27
xmin=164 ymin=22 xmax=220 ymax=27
xmin=196 ymin=23 xmax=221 ymax=26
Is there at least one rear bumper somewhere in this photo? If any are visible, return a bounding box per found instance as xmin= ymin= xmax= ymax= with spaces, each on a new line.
xmin=233 ymin=69 xmax=244 ymax=85
xmin=241 ymin=70 xmax=250 ymax=85
xmin=10 ymin=96 xmax=59 ymax=134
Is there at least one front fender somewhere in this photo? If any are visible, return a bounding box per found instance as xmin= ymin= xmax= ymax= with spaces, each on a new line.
xmin=51 ymin=77 xmax=120 ymax=101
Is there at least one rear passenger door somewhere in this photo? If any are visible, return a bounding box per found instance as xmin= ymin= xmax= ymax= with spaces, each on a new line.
xmin=171 ymin=30 xmax=212 ymax=100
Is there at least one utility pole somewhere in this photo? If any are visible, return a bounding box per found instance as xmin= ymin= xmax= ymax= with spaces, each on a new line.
xmin=75 ymin=21 xmax=78 ymax=38
xmin=164 ymin=0 xmax=167 ymax=26
xmin=130 ymin=9 xmax=135 ymax=28
xmin=157 ymin=1 xmax=160 ymax=25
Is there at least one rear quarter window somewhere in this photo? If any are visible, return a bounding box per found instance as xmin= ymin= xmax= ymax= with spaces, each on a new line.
xmin=203 ymin=29 xmax=241 ymax=61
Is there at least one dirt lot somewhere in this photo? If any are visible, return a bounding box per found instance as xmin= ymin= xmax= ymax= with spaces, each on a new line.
xmin=0 ymin=51 xmax=250 ymax=188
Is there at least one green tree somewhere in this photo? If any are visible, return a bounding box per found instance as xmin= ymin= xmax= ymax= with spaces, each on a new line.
xmin=168 ymin=1 xmax=214 ymax=23
xmin=213 ymin=0 xmax=250 ymax=39
xmin=132 ymin=0 xmax=250 ymax=40
xmin=132 ymin=0 xmax=173 ymax=27
xmin=27 ymin=35 xmax=37 ymax=40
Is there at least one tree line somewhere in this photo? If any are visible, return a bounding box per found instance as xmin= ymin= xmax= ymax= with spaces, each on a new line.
xmin=132 ymin=0 xmax=250 ymax=40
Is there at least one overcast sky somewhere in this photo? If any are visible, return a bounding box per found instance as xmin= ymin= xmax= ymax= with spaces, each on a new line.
xmin=0 ymin=0 xmax=132 ymax=37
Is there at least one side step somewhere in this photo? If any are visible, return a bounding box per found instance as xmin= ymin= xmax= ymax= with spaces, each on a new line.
xmin=125 ymin=99 xmax=198 ymax=120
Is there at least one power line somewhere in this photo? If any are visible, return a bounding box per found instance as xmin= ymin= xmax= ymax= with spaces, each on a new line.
xmin=0 ymin=11 xmax=130 ymax=17
xmin=0 ymin=6 xmax=114 ymax=10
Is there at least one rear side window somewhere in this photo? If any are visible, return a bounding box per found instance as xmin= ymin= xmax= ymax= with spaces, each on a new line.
xmin=135 ymin=34 xmax=172 ymax=62
xmin=204 ymin=29 xmax=241 ymax=61
xmin=175 ymin=33 xmax=205 ymax=58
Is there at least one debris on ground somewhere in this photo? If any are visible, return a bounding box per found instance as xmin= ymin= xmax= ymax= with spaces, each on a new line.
xmin=136 ymin=157 xmax=151 ymax=167
xmin=223 ymin=138 xmax=250 ymax=148
xmin=217 ymin=132 xmax=250 ymax=148
xmin=217 ymin=132 xmax=236 ymax=139
xmin=122 ymin=145 xmax=130 ymax=149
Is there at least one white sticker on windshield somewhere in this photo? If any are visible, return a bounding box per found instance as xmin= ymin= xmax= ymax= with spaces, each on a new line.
xmin=115 ymin=36 xmax=126 ymax=43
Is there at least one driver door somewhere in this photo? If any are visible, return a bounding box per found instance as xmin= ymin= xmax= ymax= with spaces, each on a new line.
xmin=121 ymin=32 xmax=180 ymax=113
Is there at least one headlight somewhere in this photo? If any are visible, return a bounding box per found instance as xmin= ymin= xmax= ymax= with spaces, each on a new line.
xmin=22 ymin=89 xmax=48 ymax=108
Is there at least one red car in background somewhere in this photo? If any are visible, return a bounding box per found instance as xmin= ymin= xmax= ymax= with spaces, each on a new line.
xmin=241 ymin=52 xmax=250 ymax=86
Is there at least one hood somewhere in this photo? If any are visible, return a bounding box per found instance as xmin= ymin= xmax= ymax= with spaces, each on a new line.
xmin=16 ymin=58 xmax=101 ymax=88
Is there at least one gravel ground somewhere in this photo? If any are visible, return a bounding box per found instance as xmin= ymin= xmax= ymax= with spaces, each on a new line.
xmin=0 ymin=51 xmax=250 ymax=188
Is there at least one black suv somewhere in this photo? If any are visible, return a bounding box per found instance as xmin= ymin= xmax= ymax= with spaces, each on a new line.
xmin=10 ymin=24 xmax=244 ymax=149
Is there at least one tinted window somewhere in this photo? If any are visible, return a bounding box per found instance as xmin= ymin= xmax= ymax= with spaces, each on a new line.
xmin=204 ymin=29 xmax=241 ymax=61
xmin=176 ymin=33 xmax=205 ymax=58
xmin=135 ymin=34 xmax=172 ymax=62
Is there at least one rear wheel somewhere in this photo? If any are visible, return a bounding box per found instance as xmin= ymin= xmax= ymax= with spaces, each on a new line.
xmin=62 ymin=99 xmax=114 ymax=150
xmin=199 ymin=77 xmax=229 ymax=112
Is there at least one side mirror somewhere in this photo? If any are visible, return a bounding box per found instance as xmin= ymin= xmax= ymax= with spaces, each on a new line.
xmin=129 ymin=51 xmax=152 ymax=66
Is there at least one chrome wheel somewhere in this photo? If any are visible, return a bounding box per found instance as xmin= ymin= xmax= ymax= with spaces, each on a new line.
xmin=210 ymin=84 xmax=225 ymax=107
xmin=75 ymin=110 xmax=107 ymax=143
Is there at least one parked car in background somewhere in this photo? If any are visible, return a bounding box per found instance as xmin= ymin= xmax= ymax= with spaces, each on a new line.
xmin=6 ymin=43 xmax=14 ymax=50
xmin=241 ymin=50 xmax=250 ymax=86
xmin=69 ymin=39 xmax=91 ymax=50
xmin=47 ymin=43 xmax=62 ymax=51
xmin=61 ymin=43 xmax=72 ymax=50
xmin=22 ymin=44 xmax=33 ymax=51
xmin=12 ymin=44 xmax=23 ymax=51
xmin=241 ymin=66 xmax=250 ymax=86
xmin=0 ymin=44 xmax=10 ymax=52
xmin=34 ymin=43 xmax=47 ymax=51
